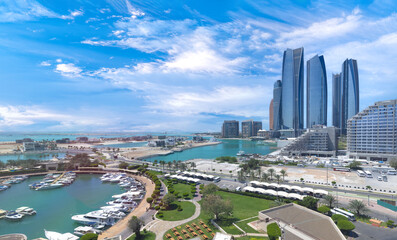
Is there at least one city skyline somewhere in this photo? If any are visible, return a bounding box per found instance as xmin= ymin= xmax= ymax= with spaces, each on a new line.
xmin=1 ymin=0 xmax=397 ymax=132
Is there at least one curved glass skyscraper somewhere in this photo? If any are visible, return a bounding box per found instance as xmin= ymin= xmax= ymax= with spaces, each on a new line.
xmin=306 ymin=55 xmax=327 ymax=128
xmin=281 ymin=48 xmax=304 ymax=132
xmin=341 ymin=59 xmax=359 ymax=134
xmin=273 ymin=80 xmax=282 ymax=130
xmin=332 ymin=73 xmax=341 ymax=128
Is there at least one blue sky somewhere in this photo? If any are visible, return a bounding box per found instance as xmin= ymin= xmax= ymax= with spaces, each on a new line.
xmin=0 ymin=0 xmax=397 ymax=132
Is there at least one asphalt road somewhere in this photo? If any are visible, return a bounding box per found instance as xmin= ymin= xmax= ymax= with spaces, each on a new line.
xmin=353 ymin=221 xmax=397 ymax=240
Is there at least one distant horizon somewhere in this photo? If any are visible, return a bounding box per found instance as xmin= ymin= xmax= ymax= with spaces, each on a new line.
xmin=1 ymin=0 xmax=397 ymax=132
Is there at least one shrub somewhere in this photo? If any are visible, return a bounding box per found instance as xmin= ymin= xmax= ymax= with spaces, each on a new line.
xmin=267 ymin=223 xmax=281 ymax=240
xmin=183 ymin=192 xmax=189 ymax=198
xmin=80 ymin=233 xmax=98 ymax=240
xmin=386 ymin=220 xmax=395 ymax=228
xmin=154 ymin=206 xmax=160 ymax=210
xmin=318 ymin=205 xmax=330 ymax=214
xmin=157 ymin=212 xmax=164 ymax=218
xmin=177 ymin=205 xmax=183 ymax=211
xmin=169 ymin=189 xmax=175 ymax=194
xmin=337 ymin=220 xmax=355 ymax=231
xmin=119 ymin=162 xmax=129 ymax=169
xmin=146 ymin=197 xmax=153 ymax=203
xmin=331 ymin=214 xmax=348 ymax=223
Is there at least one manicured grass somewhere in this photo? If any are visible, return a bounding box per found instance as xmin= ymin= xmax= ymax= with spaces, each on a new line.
xmin=148 ymin=170 xmax=163 ymax=176
xmin=235 ymin=217 xmax=260 ymax=233
xmin=157 ymin=201 xmax=196 ymax=221
xmin=164 ymin=179 xmax=196 ymax=199
xmin=234 ymin=236 xmax=269 ymax=240
xmin=127 ymin=231 xmax=156 ymax=240
xmin=217 ymin=191 xmax=277 ymax=219
xmin=213 ymin=191 xmax=276 ymax=235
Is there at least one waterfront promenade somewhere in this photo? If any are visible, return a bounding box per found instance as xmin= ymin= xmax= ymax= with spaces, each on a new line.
xmin=99 ymin=174 xmax=155 ymax=240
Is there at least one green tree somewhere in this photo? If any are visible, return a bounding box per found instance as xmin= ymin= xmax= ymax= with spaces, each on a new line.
xmin=275 ymin=174 xmax=281 ymax=184
xmin=280 ymin=169 xmax=287 ymax=182
xmin=202 ymin=183 xmax=219 ymax=196
xmin=318 ymin=205 xmax=331 ymax=215
xmin=128 ymin=216 xmax=143 ymax=238
xmin=237 ymin=170 xmax=246 ymax=182
xmin=162 ymin=193 xmax=177 ymax=209
xmin=146 ymin=197 xmax=153 ymax=204
xmin=119 ymin=162 xmax=129 ymax=169
xmin=80 ymin=233 xmax=98 ymax=240
xmin=202 ymin=194 xmax=233 ymax=220
xmin=268 ymin=168 xmax=275 ymax=180
xmin=261 ymin=172 xmax=269 ymax=182
xmin=301 ymin=196 xmax=319 ymax=210
xmin=323 ymin=194 xmax=337 ymax=208
xmin=390 ymin=158 xmax=397 ymax=170
xmin=267 ymin=222 xmax=281 ymax=240
xmin=348 ymin=200 xmax=368 ymax=216
xmin=366 ymin=185 xmax=372 ymax=191
xmin=337 ymin=220 xmax=355 ymax=232
xmin=348 ymin=160 xmax=362 ymax=170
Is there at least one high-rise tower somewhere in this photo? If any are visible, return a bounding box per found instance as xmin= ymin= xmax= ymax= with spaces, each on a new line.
xmin=332 ymin=73 xmax=341 ymax=128
xmin=269 ymin=99 xmax=274 ymax=130
xmin=273 ymin=80 xmax=282 ymax=130
xmin=281 ymin=47 xmax=304 ymax=134
xmin=341 ymin=59 xmax=359 ymax=134
xmin=306 ymin=55 xmax=327 ymax=128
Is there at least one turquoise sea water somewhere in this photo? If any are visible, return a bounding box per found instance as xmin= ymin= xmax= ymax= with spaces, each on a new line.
xmin=145 ymin=139 xmax=276 ymax=162
xmin=94 ymin=141 xmax=147 ymax=148
xmin=0 ymin=174 xmax=123 ymax=239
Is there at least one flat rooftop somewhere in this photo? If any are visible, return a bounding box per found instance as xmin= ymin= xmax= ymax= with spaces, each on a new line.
xmin=259 ymin=203 xmax=345 ymax=240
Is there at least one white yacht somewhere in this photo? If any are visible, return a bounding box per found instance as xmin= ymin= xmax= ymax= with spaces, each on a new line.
xmin=71 ymin=210 xmax=117 ymax=226
xmin=101 ymin=204 xmax=129 ymax=213
xmin=73 ymin=226 xmax=101 ymax=236
xmin=112 ymin=191 xmax=142 ymax=199
xmin=5 ymin=211 xmax=23 ymax=220
xmin=16 ymin=206 xmax=36 ymax=215
xmin=109 ymin=174 xmax=127 ymax=183
xmin=236 ymin=150 xmax=245 ymax=156
xmin=45 ymin=230 xmax=79 ymax=240
xmin=36 ymin=183 xmax=63 ymax=190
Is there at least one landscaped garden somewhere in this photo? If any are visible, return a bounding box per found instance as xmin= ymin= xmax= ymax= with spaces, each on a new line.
xmin=156 ymin=201 xmax=196 ymax=221
xmin=164 ymin=178 xmax=197 ymax=199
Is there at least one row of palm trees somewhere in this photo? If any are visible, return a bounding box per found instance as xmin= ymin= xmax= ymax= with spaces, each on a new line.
xmin=238 ymin=167 xmax=288 ymax=184
xmin=152 ymin=159 xmax=196 ymax=173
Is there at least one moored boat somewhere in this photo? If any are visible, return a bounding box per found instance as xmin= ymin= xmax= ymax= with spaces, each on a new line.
xmin=5 ymin=211 xmax=23 ymax=220
xmin=16 ymin=206 xmax=37 ymax=215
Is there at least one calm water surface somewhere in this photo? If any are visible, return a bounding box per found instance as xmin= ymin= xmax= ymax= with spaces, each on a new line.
xmin=0 ymin=174 xmax=123 ymax=239
xmin=0 ymin=153 xmax=67 ymax=163
xmin=145 ymin=139 xmax=276 ymax=162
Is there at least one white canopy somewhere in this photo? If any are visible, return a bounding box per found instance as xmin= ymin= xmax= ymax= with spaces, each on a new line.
xmin=250 ymin=181 xmax=261 ymax=186
xmin=290 ymin=186 xmax=303 ymax=192
xmin=277 ymin=191 xmax=289 ymax=198
xmin=268 ymin=183 xmax=279 ymax=189
xmin=264 ymin=189 xmax=278 ymax=196
xmin=313 ymin=189 xmax=329 ymax=195
xmin=278 ymin=184 xmax=292 ymax=190
xmin=287 ymin=193 xmax=304 ymax=200
xmin=243 ymin=186 xmax=256 ymax=192
xmin=301 ymin=187 xmax=314 ymax=193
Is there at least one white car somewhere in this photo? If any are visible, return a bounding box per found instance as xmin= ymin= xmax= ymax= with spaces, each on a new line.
xmin=377 ymin=176 xmax=383 ymax=181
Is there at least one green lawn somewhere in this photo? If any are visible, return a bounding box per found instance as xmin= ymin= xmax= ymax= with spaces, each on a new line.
xmin=234 ymin=236 xmax=269 ymax=240
xmin=127 ymin=231 xmax=156 ymax=240
xmin=214 ymin=191 xmax=276 ymax=235
xmin=164 ymin=179 xmax=196 ymax=199
xmin=157 ymin=201 xmax=196 ymax=221
xmin=235 ymin=217 xmax=260 ymax=233
xmin=217 ymin=191 xmax=277 ymax=219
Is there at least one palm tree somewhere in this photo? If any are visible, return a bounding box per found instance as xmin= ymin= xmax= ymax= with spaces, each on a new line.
xmin=349 ymin=199 xmax=368 ymax=216
xmin=366 ymin=185 xmax=372 ymax=191
xmin=261 ymin=172 xmax=269 ymax=182
xmin=280 ymin=169 xmax=287 ymax=182
xmin=323 ymin=194 xmax=337 ymax=208
xmin=172 ymin=160 xmax=177 ymax=172
xmin=268 ymin=168 xmax=275 ymax=181
xmin=160 ymin=160 xmax=165 ymax=172
xmin=167 ymin=162 xmax=172 ymax=171
xmin=275 ymin=174 xmax=281 ymax=184
xmin=249 ymin=170 xmax=256 ymax=181
xmin=190 ymin=162 xmax=196 ymax=171
xmin=257 ymin=168 xmax=262 ymax=180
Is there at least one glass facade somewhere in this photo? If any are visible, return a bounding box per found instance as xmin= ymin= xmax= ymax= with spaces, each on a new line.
xmin=306 ymin=55 xmax=327 ymax=128
xmin=332 ymin=73 xmax=341 ymax=128
xmin=269 ymin=99 xmax=274 ymax=130
xmin=281 ymin=48 xmax=304 ymax=133
xmin=347 ymin=100 xmax=397 ymax=159
xmin=341 ymin=59 xmax=359 ymax=133
xmin=221 ymin=120 xmax=239 ymax=138
xmin=273 ymin=80 xmax=282 ymax=130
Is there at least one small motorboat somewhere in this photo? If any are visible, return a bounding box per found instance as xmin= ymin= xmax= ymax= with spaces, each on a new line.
xmin=73 ymin=226 xmax=101 ymax=236
xmin=5 ymin=211 xmax=23 ymax=220
xmin=0 ymin=185 xmax=9 ymax=191
xmin=16 ymin=206 xmax=37 ymax=215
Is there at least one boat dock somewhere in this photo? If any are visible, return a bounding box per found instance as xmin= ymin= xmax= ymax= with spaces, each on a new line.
xmin=52 ymin=172 xmax=65 ymax=184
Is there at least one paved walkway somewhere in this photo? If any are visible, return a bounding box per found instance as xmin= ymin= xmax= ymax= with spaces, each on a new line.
xmin=148 ymin=200 xmax=201 ymax=240
xmin=99 ymin=174 xmax=155 ymax=240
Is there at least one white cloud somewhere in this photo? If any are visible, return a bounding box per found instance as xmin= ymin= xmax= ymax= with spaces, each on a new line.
xmin=61 ymin=9 xmax=84 ymax=20
xmin=40 ymin=61 xmax=51 ymax=66
xmin=0 ymin=0 xmax=58 ymax=22
xmin=55 ymin=63 xmax=82 ymax=77
xmin=125 ymin=1 xmax=145 ymax=18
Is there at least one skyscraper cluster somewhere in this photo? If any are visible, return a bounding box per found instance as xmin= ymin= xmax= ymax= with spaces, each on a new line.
xmin=221 ymin=120 xmax=262 ymax=138
xmin=269 ymin=47 xmax=359 ymax=137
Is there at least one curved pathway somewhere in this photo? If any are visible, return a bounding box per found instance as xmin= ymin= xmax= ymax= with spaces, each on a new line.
xmin=148 ymin=200 xmax=201 ymax=240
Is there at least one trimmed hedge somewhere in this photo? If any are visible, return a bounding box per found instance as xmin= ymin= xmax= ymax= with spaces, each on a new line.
xmin=331 ymin=214 xmax=348 ymax=223
xmin=267 ymin=222 xmax=281 ymax=240
xmin=337 ymin=219 xmax=355 ymax=231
